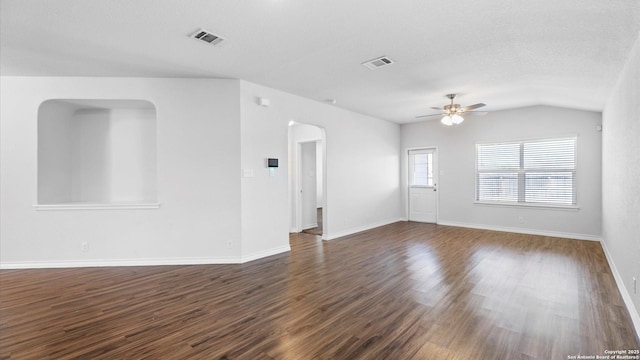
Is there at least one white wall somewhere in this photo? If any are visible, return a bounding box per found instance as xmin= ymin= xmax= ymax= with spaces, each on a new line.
xmin=2 ymin=76 xmax=402 ymax=267
xmin=38 ymin=101 xmax=74 ymax=204
xmin=69 ymin=109 xmax=111 ymax=203
xmin=602 ymin=32 xmax=640 ymax=324
xmin=238 ymin=86 xmax=291 ymax=260
xmin=1 ymin=77 xmax=242 ymax=267
xmin=108 ymin=108 xmax=157 ymax=203
xmin=401 ymin=105 xmax=602 ymax=239
xmin=316 ymin=140 xmax=323 ymax=207
xmin=240 ymin=81 xmax=402 ymax=250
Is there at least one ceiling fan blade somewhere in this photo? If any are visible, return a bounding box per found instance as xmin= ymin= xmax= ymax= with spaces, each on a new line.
xmin=415 ymin=113 xmax=444 ymax=118
xmin=430 ymin=106 xmax=443 ymax=110
xmin=462 ymin=103 xmax=486 ymax=111
xmin=464 ymin=111 xmax=488 ymax=116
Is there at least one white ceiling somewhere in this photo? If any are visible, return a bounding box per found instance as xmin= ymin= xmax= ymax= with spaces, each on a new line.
xmin=1 ymin=0 xmax=639 ymax=123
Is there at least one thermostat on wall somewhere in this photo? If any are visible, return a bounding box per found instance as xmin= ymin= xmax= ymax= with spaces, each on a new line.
xmin=267 ymin=158 xmax=278 ymax=168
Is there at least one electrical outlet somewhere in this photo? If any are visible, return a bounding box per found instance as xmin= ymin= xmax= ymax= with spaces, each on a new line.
xmin=518 ymin=216 xmax=524 ymax=224
xmin=227 ymin=241 xmax=232 ymax=249
xmin=81 ymin=242 xmax=89 ymax=252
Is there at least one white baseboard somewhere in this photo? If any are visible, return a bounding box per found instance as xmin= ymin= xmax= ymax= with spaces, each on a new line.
xmin=0 ymin=256 xmax=241 ymax=269
xmin=600 ymin=240 xmax=640 ymax=338
xmin=240 ymin=245 xmax=291 ymax=263
xmin=323 ymin=217 xmax=404 ymax=241
xmin=0 ymin=246 xmax=292 ymax=269
xmin=302 ymin=223 xmax=318 ymax=230
xmin=436 ymin=220 xmax=602 ymax=242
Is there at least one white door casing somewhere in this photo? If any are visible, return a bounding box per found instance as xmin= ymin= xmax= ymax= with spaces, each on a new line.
xmin=408 ymin=148 xmax=438 ymax=223
xmin=300 ymin=142 xmax=318 ymax=230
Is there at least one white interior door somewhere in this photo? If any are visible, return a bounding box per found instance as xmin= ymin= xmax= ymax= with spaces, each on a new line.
xmin=409 ymin=148 xmax=437 ymax=223
xmin=300 ymin=142 xmax=318 ymax=230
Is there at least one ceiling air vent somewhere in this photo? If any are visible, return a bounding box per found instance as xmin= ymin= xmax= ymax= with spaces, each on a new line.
xmin=361 ymin=56 xmax=394 ymax=70
xmin=190 ymin=28 xmax=224 ymax=46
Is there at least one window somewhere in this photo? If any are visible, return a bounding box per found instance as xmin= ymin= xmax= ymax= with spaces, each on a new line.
xmin=409 ymin=149 xmax=434 ymax=186
xmin=476 ymin=137 xmax=576 ymax=206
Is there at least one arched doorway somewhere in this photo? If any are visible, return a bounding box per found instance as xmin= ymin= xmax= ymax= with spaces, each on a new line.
xmin=288 ymin=122 xmax=327 ymax=238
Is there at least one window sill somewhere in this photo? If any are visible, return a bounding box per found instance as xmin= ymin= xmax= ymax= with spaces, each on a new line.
xmin=34 ymin=203 xmax=161 ymax=211
xmin=474 ymin=201 xmax=579 ymax=211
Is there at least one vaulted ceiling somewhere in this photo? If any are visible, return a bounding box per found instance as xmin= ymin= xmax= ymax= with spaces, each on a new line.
xmin=1 ymin=0 xmax=639 ymax=123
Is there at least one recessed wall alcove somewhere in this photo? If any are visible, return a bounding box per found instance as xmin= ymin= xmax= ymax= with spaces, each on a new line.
xmin=37 ymin=99 xmax=158 ymax=209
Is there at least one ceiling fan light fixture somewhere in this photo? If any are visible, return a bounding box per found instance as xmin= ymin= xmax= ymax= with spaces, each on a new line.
xmin=417 ymin=93 xmax=486 ymax=124
xmin=441 ymin=115 xmax=453 ymax=126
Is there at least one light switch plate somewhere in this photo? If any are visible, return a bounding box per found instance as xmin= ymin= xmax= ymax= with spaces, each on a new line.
xmin=243 ymin=169 xmax=254 ymax=178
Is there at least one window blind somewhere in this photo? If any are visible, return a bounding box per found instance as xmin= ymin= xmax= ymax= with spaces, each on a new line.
xmin=476 ymin=137 xmax=576 ymax=206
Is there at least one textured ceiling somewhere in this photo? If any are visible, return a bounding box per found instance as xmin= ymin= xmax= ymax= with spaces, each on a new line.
xmin=1 ymin=0 xmax=639 ymax=123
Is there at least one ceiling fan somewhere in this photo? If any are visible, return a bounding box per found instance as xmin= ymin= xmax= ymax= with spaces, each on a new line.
xmin=416 ymin=94 xmax=487 ymax=125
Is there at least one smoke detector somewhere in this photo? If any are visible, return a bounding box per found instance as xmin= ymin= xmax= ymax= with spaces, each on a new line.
xmin=189 ymin=28 xmax=224 ymax=46
xmin=361 ymin=56 xmax=394 ymax=70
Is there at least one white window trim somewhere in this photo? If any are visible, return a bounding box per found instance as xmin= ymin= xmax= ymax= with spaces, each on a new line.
xmin=475 ymin=136 xmax=578 ymax=209
xmin=473 ymin=201 xmax=579 ymax=211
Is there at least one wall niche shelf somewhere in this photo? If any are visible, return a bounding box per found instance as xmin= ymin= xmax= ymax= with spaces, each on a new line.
xmin=33 ymin=203 xmax=161 ymax=211
xmin=38 ymin=99 xmax=158 ymax=209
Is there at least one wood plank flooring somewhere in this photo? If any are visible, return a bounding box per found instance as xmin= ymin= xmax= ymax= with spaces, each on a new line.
xmin=1 ymin=222 xmax=638 ymax=359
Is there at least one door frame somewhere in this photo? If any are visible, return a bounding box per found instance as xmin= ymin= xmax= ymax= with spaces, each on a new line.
xmin=295 ymin=140 xmax=319 ymax=232
xmin=289 ymin=124 xmax=327 ymax=238
xmin=406 ymin=146 xmax=439 ymax=223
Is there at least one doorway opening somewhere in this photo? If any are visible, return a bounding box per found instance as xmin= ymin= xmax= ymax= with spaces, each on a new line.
xmin=288 ymin=122 xmax=327 ymax=238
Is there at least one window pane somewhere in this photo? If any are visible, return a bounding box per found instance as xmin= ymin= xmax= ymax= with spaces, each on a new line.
xmin=525 ymin=172 xmax=575 ymax=205
xmin=412 ymin=153 xmax=433 ymax=186
xmin=477 ymin=143 xmax=520 ymax=170
xmin=476 ymin=137 xmax=577 ymax=206
xmin=477 ymin=173 xmax=518 ymax=202
xmin=524 ymin=138 xmax=576 ymax=170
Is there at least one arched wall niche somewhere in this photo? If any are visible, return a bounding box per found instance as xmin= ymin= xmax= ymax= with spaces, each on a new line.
xmin=37 ymin=99 xmax=158 ymax=208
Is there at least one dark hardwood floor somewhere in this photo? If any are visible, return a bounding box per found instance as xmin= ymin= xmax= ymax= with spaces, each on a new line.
xmin=1 ymin=222 xmax=638 ymax=359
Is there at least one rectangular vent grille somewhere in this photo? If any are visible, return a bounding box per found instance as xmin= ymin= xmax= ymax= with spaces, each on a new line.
xmin=362 ymin=56 xmax=394 ymax=70
xmin=190 ymin=28 xmax=224 ymax=46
